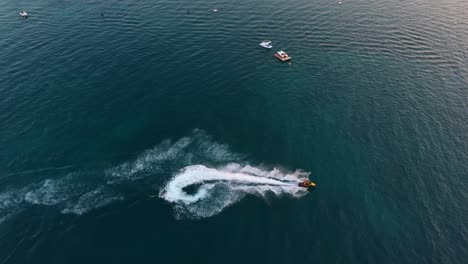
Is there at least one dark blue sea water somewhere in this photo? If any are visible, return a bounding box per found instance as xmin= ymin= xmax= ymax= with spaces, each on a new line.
xmin=1 ymin=0 xmax=467 ymax=263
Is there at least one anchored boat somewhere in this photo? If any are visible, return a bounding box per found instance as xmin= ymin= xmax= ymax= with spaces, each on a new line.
xmin=259 ymin=40 xmax=273 ymax=49
xmin=274 ymin=51 xmax=291 ymax=62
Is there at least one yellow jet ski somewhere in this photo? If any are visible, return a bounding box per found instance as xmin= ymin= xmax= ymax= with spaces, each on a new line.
xmin=298 ymin=179 xmax=316 ymax=190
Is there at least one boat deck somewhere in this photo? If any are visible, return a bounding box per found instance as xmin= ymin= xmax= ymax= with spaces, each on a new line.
xmin=274 ymin=53 xmax=291 ymax=62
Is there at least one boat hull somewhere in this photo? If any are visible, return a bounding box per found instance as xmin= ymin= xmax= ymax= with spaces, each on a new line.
xmin=274 ymin=53 xmax=291 ymax=62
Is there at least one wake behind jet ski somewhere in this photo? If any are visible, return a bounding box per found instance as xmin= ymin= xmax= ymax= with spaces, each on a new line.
xmin=298 ymin=179 xmax=316 ymax=190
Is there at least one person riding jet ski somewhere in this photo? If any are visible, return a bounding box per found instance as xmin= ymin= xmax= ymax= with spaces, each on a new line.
xmin=298 ymin=179 xmax=316 ymax=190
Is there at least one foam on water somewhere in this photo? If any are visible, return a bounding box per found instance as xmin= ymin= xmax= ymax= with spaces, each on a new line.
xmin=105 ymin=129 xmax=244 ymax=184
xmin=160 ymin=164 xmax=309 ymax=218
xmin=0 ymin=173 xmax=123 ymax=222
xmin=0 ymin=130 xmax=309 ymax=223
xmin=0 ymin=188 xmax=28 ymax=224
xmin=24 ymin=176 xmax=80 ymax=206
xmin=60 ymin=187 xmax=123 ymax=215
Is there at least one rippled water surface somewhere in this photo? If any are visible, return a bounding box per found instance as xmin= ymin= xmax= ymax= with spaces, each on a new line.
xmin=0 ymin=0 xmax=467 ymax=263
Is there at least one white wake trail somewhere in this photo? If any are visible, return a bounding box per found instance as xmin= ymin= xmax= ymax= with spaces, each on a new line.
xmin=0 ymin=130 xmax=311 ymax=224
xmin=160 ymin=163 xmax=310 ymax=218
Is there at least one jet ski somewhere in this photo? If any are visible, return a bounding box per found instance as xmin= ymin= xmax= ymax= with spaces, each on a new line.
xmin=298 ymin=179 xmax=316 ymax=190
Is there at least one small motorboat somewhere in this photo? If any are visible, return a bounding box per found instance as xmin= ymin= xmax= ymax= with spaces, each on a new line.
xmin=259 ymin=40 xmax=273 ymax=49
xmin=213 ymin=9 xmax=219 ymax=12
xmin=298 ymin=179 xmax=316 ymax=190
xmin=274 ymin=50 xmax=291 ymax=62
xmin=19 ymin=11 xmax=28 ymax=17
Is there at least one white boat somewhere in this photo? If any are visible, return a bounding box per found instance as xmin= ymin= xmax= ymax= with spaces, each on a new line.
xmin=259 ymin=40 xmax=273 ymax=49
xmin=19 ymin=11 xmax=28 ymax=17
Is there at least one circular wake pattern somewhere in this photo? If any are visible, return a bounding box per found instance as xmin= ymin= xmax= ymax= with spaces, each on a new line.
xmin=0 ymin=130 xmax=311 ymax=223
xmin=160 ymin=163 xmax=310 ymax=219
